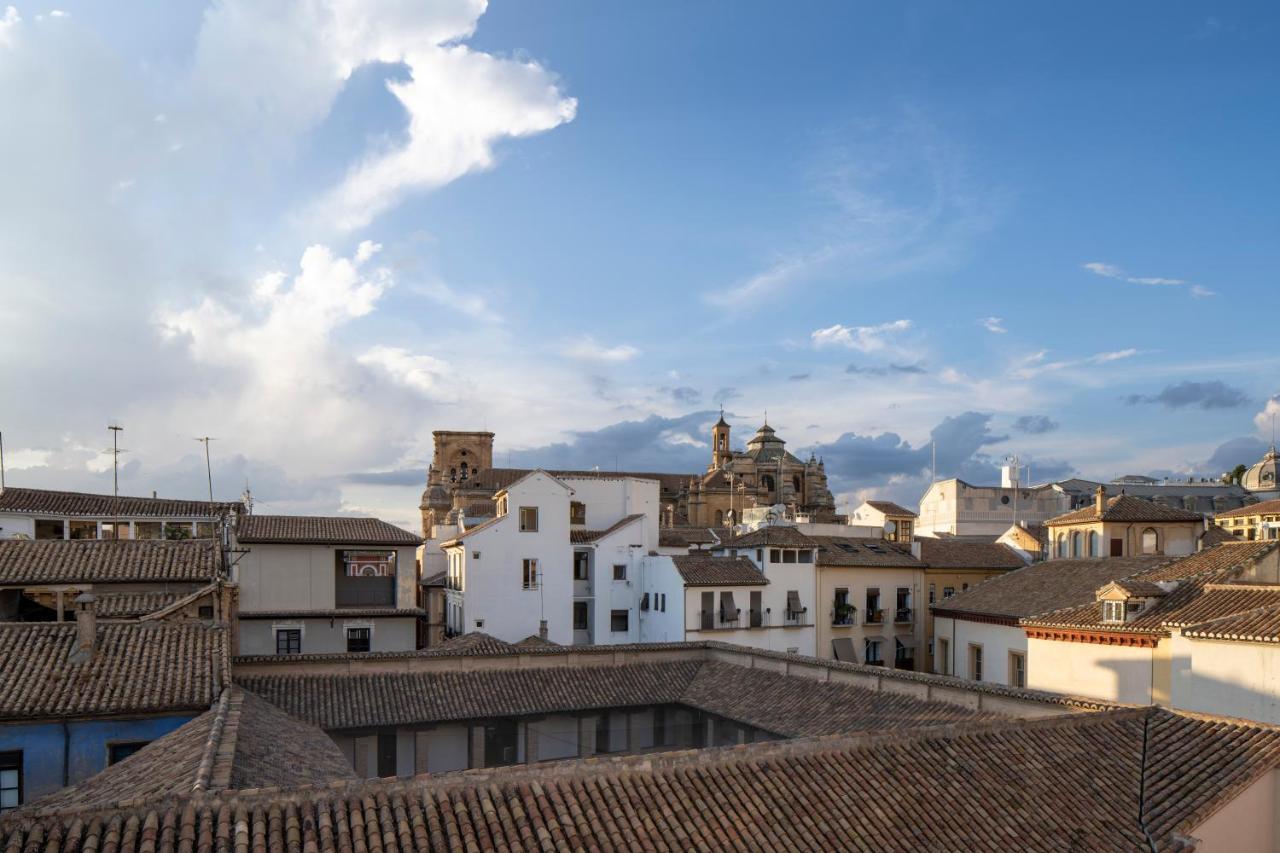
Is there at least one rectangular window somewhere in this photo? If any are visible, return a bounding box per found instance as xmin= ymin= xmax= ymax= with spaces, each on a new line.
xmin=943 ymin=586 xmax=955 ymax=599
xmin=134 ymin=521 xmax=162 ymax=540
xmin=68 ymin=520 xmax=97 ymax=540
xmin=1009 ymin=651 xmax=1026 ymax=688
xmin=573 ymin=601 xmax=589 ymax=630
xmin=519 ymin=507 xmax=538 ymax=532
xmin=275 ymin=628 xmax=301 ymax=655
xmin=569 ymin=501 xmax=586 ymax=525
xmin=522 ymin=559 xmax=539 ymax=590
xmin=33 ymin=519 xmax=63 ymax=540
xmin=928 ymin=583 xmax=936 ymax=604
xmin=938 ymin=638 xmax=950 ymax=676
xmin=610 ymin=609 xmax=629 ymax=633
xmin=573 ymin=552 xmax=589 ymax=581
xmin=797 ymin=549 xmax=813 ymax=563
xmin=660 ymin=593 xmax=667 ymax=612
xmin=108 ymin=741 xmax=149 ymax=765
xmin=198 ymin=605 xmax=214 ymax=620
xmin=865 ymin=588 xmax=882 ymax=623
xmin=782 ymin=549 xmax=796 ymax=563
xmin=769 ymin=548 xmax=781 ymax=563
xmin=612 ymin=564 xmax=627 ymax=581
xmin=346 ymin=627 xmax=371 ymax=653
xmin=0 ymin=752 xmax=20 ymax=812
xmin=864 ymin=639 xmax=882 ymax=666
xmin=101 ymin=522 xmax=130 ymax=540
xmin=968 ymin=644 xmax=983 ymax=681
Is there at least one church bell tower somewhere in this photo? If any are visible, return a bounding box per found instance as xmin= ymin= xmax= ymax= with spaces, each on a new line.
xmin=711 ymin=410 xmax=732 ymax=469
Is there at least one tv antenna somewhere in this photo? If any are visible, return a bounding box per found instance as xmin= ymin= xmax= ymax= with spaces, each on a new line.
xmin=107 ymin=424 xmax=127 ymax=539
xmin=194 ymin=436 xmax=218 ymax=502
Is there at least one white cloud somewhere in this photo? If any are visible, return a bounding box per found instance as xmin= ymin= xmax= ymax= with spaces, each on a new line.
xmin=1255 ymin=397 xmax=1280 ymax=440
xmin=564 ymin=336 xmax=640 ymax=363
xmin=191 ymin=0 xmax=576 ymax=232
xmin=1011 ymin=347 xmax=1139 ymax=379
xmin=409 ymin=278 xmax=496 ymax=322
xmin=980 ymin=316 xmax=1006 ymax=334
xmin=811 ymin=319 xmax=912 ymax=353
xmin=0 ymin=6 xmax=19 ymax=46
xmin=358 ymin=346 xmax=451 ymax=397
xmin=1082 ymin=261 xmax=1213 ymax=297
xmin=2 ymin=447 xmax=52 ymax=470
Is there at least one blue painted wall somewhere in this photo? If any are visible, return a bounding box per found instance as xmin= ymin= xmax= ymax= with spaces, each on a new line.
xmin=0 ymin=714 xmax=196 ymax=804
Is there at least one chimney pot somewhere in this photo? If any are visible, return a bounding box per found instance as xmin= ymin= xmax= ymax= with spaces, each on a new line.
xmin=74 ymin=592 xmax=98 ymax=658
xmin=538 ymin=619 xmax=548 ymax=640
xmin=1095 ymin=486 xmax=1106 ymax=516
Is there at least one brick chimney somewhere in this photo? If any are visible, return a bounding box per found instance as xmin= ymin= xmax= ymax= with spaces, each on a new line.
xmin=1095 ymin=486 xmax=1106 ymax=516
xmin=72 ymin=592 xmax=97 ymax=661
xmin=538 ymin=619 xmax=549 ymax=640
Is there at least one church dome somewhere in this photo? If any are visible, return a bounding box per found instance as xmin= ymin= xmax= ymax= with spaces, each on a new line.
xmin=1243 ymin=446 xmax=1280 ymax=494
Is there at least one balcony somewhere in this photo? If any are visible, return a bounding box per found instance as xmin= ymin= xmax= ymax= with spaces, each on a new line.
xmin=831 ymin=605 xmax=856 ymax=627
xmin=718 ymin=608 xmax=741 ymax=628
xmin=783 ymin=608 xmax=809 ymax=627
xmin=863 ymin=608 xmax=884 ymax=626
xmin=336 ymin=574 xmax=396 ymax=608
xmin=894 ymin=607 xmax=913 ymax=625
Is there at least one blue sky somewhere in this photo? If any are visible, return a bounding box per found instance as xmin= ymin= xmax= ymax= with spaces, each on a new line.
xmin=0 ymin=1 xmax=1277 ymax=529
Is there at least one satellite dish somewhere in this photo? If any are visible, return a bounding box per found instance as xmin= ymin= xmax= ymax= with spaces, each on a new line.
xmin=884 ymin=520 xmax=897 ymax=534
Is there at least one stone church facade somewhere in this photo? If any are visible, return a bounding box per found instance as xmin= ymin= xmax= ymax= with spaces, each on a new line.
xmin=419 ymin=418 xmax=837 ymax=538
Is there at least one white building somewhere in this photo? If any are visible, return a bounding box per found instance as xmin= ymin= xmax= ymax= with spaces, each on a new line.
xmin=441 ymin=471 xmax=659 ymax=645
xmin=638 ymin=554 xmax=771 ymax=647
xmin=233 ymin=514 xmax=423 ymax=656
xmin=0 ymin=486 xmax=238 ymax=542
xmin=931 ymin=555 xmax=1165 ymax=687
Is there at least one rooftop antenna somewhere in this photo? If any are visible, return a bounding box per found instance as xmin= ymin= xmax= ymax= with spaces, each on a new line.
xmin=194 ymin=436 xmax=217 ymax=502
xmin=107 ymin=424 xmax=126 ymax=540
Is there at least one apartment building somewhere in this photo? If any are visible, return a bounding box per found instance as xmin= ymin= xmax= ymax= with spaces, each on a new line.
xmin=441 ymin=471 xmax=659 ymax=645
xmin=1215 ymin=498 xmax=1280 ymax=541
xmin=810 ymin=536 xmax=922 ymax=669
xmin=233 ymin=515 xmax=423 ymax=656
xmin=1044 ymin=489 xmax=1204 ymax=559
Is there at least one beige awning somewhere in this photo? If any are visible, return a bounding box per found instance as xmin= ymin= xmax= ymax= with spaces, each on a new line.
xmin=831 ymin=637 xmax=857 ymax=663
xmin=895 ymin=635 xmax=917 ymax=650
xmin=863 ymin=635 xmax=886 ymax=645
xmin=786 ymin=590 xmax=802 ymax=613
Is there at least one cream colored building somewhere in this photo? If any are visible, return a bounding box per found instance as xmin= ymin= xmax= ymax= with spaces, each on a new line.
xmin=848 ymin=500 xmax=916 ymax=543
xmin=1044 ymin=489 xmax=1203 ymax=559
xmin=812 ymin=537 xmax=923 ymax=669
xmin=1214 ymin=498 xmax=1280 ymax=542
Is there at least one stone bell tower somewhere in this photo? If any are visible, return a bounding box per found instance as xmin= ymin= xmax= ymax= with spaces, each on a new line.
xmin=711 ymin=411 xmax=732 ymax=470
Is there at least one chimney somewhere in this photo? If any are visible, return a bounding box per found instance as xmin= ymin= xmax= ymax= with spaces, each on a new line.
xmin=538 ymin=619 xmax=548 ymax=640
xmin=1095 ymin=486 xmax=1106 ymax=516
xmin=73 ymin=592 xmax=98 ymax=659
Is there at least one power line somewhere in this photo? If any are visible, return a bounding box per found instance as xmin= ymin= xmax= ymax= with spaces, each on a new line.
xmin=194 ymin=436 xmax=218 ymax=502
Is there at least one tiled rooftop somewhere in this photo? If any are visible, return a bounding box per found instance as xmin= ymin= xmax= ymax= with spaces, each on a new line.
xmin=864 ymin=499 xmax=918 ymax=517
xmin=235 ymin=514 xmax=421 ymax=545
xmin=913 ymin=538 xmax=1027 ymax=569
xmin=0 ymin=538 xmax=221 ymax=586
xmin=658 ymin=526 xmax=725 ymax=548
xmin=809 ymin=535 xmax=919 ymax=567
xmin=1046 ymin=493 xmax=1203 ymax=526
xmin=932 ymin=556 xmax=1167 ymax=623
xmin=17 ymin=688 xmax=353 ymax=814
xmin=714 ymin=525 xmax=819 ymax=549
xmin=90 ymin=590 xmax=182 ymax=618
xmin=671 ymin=554 xmax=768 ymax=586
xmin=1215 ymin=498 xmax=1280 ymax=519
xmin=0 ymin=486 xmax=238 ymax=518
xmin=5 ymin=707 xmax=1278 ymax=851
xmin=569 ymin=513 xmax=644 ymax=543
xmin=0 ymin=621 xmax=226 ymax=721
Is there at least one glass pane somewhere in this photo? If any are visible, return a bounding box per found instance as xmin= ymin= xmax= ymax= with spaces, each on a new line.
xmin=0 ymin=789 xmax=16 ymax=808
xmin=0 ymin=769 xmax=17 ymax=787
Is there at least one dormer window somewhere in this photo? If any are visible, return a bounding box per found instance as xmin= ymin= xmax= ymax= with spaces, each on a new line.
xmin=1102 ymin=600 xmax=1126 ymax=623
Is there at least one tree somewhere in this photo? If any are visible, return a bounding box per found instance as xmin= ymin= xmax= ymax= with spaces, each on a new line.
xmin=1222 ymin=464 xmax=1248 ymax=485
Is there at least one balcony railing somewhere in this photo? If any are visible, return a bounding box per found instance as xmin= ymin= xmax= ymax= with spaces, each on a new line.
xmin=719 ymin=608 xmax=740 ymax=628
xmin=749 ymin=608 xmax=763 ymax=628
xmin=894 ymin=607 xmax=913 ymax=624
xmin=784 ymin=607 xmax=808 ymax=627
xmin=831 ymin=606 xmax=855 ymax=626
xmin=864 ymin=608 xmax=884 ymax=625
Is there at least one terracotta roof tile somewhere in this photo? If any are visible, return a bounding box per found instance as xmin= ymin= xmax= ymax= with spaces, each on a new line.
xmin=670 ymin=555 xmax=767 ymax=586
xmin=913 ymin=539 xmax=1027 ymax=569
xmin=658 ymin=527 xmax=722 ymax=548
xmin=714 ymin=525 xmax=819 ymax=549
xmin=1215 ymin=498 xmax=1280 ymax=519
xmin=932 ymin=556 xmax=1168 ymax=622
xmin=1183 ymin=604 xmax=1280 ymax=643
xmin=235 ymin=514 xmax=421 ymax=545
xmin=1046 ymin=494 xmax=1203 ymax=525
xmin=1137 ymin=541 xmax=1278 ymax=581
xmin=864 ymin=500 xmax=918 ymax=517
xmin=0 ymin=486 xmax=238 ymax=518
xmin=90 ymin=591 xmax=183 ymax=618
xmin=569 ymin=514 xmax=644 ymax=544
xmin=7 ymin=708 xmax=1279 ymax=851
xmin=810 ymin=536 xmax=919 ymax=567
xmin=0 ymin=621 xmax=226 ymax=720
xmin=17 ymin=689 xmax=353 ymax=814
xmin=0 ymin=539 xmax=221 ymax=585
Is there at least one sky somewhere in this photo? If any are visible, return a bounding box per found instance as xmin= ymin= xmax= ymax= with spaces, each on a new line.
xmin=1 ymin=0 xmax=1278 ymax=531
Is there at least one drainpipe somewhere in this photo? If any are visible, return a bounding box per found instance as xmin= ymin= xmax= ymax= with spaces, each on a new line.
xmin=61 ymin=721 xmax=70 ymax=787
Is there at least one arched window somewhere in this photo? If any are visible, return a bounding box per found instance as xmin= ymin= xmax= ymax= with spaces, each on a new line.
xmin=1071 ymin=532 xmax=1082 ymax=558
xmin=714 ymin=509 xmax=724 ymax=526
xmin=1141 ymin=528 xmax=1159 ymax=554
xmin=449 ymin=467 xmax=457 ymax=482
xmin=1089 ymin=531 xmax=1100 ymax=557
xmin=792 ymin=475 xmax=802 ymax=493
xmin=1056 ymin=534 xmax=1067 ymax=558
xmin=761 ymin=474 xmax=775 ymax=493
xmin=460 ymin=462 xmax=469 ymax=481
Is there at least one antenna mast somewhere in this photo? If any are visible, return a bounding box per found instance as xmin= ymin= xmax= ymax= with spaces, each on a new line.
xmin=108 ymin=424 xmax=125 ymax=540
xmin=931 ymin=440 xmax=937 ymax=483
xmin=194 ymin=437 xmax=217 ymax=502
